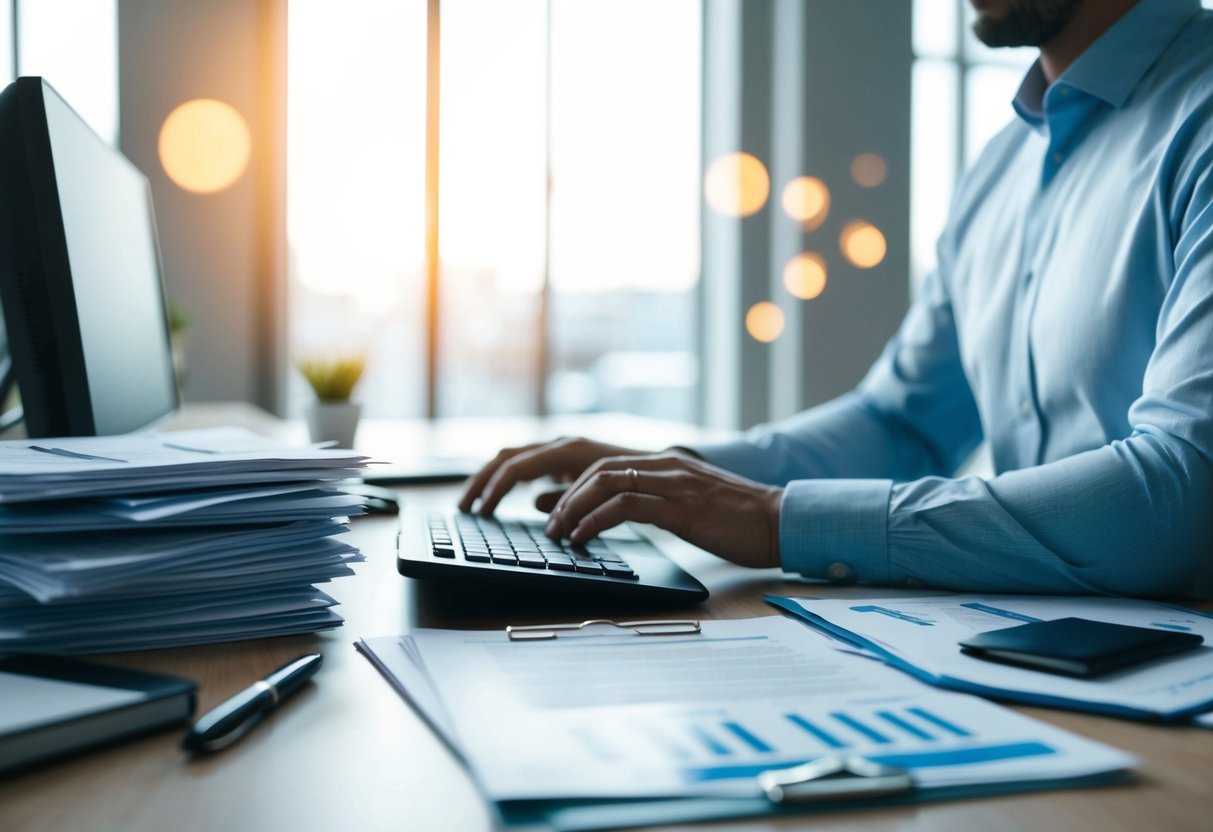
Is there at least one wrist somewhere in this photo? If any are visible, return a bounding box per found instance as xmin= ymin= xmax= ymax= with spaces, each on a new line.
xmin=765 ymin=486 xmax=783 ymax=568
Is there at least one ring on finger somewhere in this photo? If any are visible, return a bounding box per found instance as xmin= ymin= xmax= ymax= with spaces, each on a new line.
xmin=625 ymin=467 xmax=640 ymax=491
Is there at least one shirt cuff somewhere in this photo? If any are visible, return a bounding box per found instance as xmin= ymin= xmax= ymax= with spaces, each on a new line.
xmin=779 ymin=479 xmax=892 ymax=583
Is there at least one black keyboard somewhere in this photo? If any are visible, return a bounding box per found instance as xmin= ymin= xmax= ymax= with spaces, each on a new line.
xmin=396 ymin=509 xmax=709 ymax=603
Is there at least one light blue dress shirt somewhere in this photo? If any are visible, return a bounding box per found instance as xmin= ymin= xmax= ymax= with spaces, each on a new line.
xmin=693 ymin=0 xmax=1213 ymax=598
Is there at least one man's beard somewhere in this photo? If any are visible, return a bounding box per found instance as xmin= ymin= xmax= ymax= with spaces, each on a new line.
xmin=971 ymin=0 xmax=1084 ymax=47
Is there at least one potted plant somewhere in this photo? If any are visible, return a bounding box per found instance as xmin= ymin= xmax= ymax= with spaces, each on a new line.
xmin=296 ymin=353 xmax=367 ymax=449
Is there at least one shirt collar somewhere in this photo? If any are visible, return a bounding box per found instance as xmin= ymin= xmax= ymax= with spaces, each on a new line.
xmin=1013 ymin=0 xmax=1200 ymax=127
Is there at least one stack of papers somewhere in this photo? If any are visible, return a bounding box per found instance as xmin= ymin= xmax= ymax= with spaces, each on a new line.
xmin=359 ymin=616 xmax=1137 ymax=830
xmin=0 ymin=428 xmax=370 ymax=654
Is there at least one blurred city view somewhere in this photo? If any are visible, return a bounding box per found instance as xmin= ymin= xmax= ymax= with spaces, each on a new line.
xmin=287 ymin=0 xmax=701 ymax=422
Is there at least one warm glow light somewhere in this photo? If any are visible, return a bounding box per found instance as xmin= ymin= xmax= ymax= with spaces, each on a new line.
xmin=745 ymin=301 xmax=784 ymax=343
xmin=783 ymin=253 xmax=828 ymax=300
xmin=851 ymin=152 xmax=888 ymax=188
xmin=158 ymin=99 xmax=252 ymax=194
xmin=780 ymin=176 xmax=830 ymax=230
xmin=704 ymin=152 xmax=770 ymax=217
xmin=840 ymin=221 xmax=887 ymax=269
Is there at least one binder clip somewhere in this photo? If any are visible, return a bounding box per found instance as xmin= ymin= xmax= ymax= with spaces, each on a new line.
xmin=506 ymin=619 xmax=701 ymax=641
xmin=758 ymin=755 xmax=915 ymax=804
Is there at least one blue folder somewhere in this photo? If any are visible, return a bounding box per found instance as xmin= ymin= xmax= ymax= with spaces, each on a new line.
xmin=765 ymin=595 xmax=1213 ymax=723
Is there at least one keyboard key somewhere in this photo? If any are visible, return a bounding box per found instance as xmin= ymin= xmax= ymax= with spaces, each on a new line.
xmin=490 ymin=552 xmax=518 ymax=566
xmin=601 ymin=562 xmax=636 ymax=578
xmin=546 ymin=559 xmax=576 ymax=572
xmin=516 ymin=553 xmax=547 ymax=568
xmin=572 ymin=559 xmax=604 ymax=574
xmin=464 ymin=551 xmax=491 ymax=563
xmin=432 ymin=546 xmax=455 ymax=559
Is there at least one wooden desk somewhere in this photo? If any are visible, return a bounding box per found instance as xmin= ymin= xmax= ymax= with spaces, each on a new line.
xmin=1 ymin=467 xmax=1211 ymax=830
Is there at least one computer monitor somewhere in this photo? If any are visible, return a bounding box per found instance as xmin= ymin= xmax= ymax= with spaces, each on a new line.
xmin=0 ymin=77 xmax=177 ymax=437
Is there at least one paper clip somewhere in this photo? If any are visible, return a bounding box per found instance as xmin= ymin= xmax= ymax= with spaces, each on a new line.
xmin=506 ymin=619 xmax=701 ymax=641
xmin=757 ymin=755 xmax=915 ymax=804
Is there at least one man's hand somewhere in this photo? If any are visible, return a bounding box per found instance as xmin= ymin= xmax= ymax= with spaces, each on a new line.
xmin=458 ymin=437 xmax=644 ymax=516
xmin=460 ymin=440 xmax=783 ymax=569
xmin=542 ymin=450 xmax=783 ymax=570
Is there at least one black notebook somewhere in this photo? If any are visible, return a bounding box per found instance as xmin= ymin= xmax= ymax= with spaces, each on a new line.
xmin=0 ymin=656 xmax=196 ymax=777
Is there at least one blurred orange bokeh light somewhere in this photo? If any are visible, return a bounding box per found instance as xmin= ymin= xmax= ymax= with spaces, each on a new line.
xmin=159 ymin=99 xmax=251 ymax=194
xmin=850 ymin=152 xmax=888 ymax=188
xmin=783 ymin=253 xmax=828 ymax=300
xmin=745 ymin=301 xmax=785 ymax=343
xmin=840 ymin=221 xmax=887 ymax=269
xmin=780 ymin=176 xmax=830 ymax=230
xmin=704 ymin=152 xmax=770 ymax=218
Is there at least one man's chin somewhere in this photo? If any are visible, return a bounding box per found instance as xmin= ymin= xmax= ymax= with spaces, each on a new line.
xmin=970 ymin=0 xmax=1083 ymax=48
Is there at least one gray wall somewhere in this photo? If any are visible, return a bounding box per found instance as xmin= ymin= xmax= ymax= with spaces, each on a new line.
xmin=118 ymin=0 xmax=285 ymax=412
xmin=702 ymin=0 xmax=913 ymax=429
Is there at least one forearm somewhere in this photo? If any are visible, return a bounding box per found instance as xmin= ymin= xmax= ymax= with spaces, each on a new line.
xmin=687 ymin=391 xmax=967 ymax=486
xmin=779 ymin=429 xmax=1213 ymax=598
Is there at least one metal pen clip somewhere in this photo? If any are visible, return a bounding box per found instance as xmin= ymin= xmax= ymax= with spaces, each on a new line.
xmin=506 ymin=618 xmax=701 ymax=641
xmin=758 ymin=755 xmax=915 ymax=804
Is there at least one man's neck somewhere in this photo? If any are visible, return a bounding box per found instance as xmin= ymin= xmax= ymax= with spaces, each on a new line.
xmin=1038 ymin=0 xmax=1140 ymax=82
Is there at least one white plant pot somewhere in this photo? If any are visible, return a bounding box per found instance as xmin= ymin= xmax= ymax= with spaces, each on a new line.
xmin=305 ymin=401 xmax=362 ymax=449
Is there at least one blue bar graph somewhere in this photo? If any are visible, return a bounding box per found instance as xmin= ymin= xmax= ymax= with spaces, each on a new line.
xmin=569 ymin=727 xmax=619 ymax=761
xmin=722 ymin=721 xmax=773 ymax=753
xmin=689 ymin=724 xmax=731 ymax=756
xmin=960 ymin=602 xmax=1043 ymax=623
xmin=639 ymin=723 xmax=691 ymax=758
xmin=907 ymin=706 xmax=973 ymax=737
xmin=870 ymin=741 xmax=1056 ymax=769
xmin=681 ymin=741 xmax=1057 ymax=783
xmin=877 ymin=710 xmax=935 ymax=741
xmin=830 ymin=711 xmax=892 ymax=744
xmin=785 ymin=713 xmax=847 ymax=748
xmin=850 ymin=605 xmax=934 ymax=626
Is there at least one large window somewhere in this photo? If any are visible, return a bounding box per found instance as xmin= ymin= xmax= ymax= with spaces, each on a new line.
xmin=14 ymin=0 xmax=118 ymax=144
xmin=913 ymin=0 xmax=1213 ymax=289
xmin=287 ymin=0 xmax=701 ymax=421
xmin=1 ymin=1 xmax=12 ymax=86
xmin=910 ymin=0 xmax=1033 ymax=290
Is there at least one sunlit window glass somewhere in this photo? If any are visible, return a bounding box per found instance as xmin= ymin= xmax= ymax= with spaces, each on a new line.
xmin=965 ymin=63 xmax=1030 ymax=166
xmin=910 ymin=0 xmax=1032 ymax=292
xmin=548 ymin=0 xmax=700 ymax=420
xmin=18 ymin=0 xmax=117 ymax=144
xmin=438 ymin=0 xmax=546 ymax=418
xmin=0 ymin=1 xmax=13 ymax=86
xmin=286 ymin=0 xmax=428 ymax=417
xmin=910 ymin=59 xmax=956 ymax=291
xmin=912 ymin=0 xmax=956 ymax=59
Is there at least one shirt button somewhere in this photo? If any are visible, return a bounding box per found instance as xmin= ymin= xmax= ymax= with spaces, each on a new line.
xmin=904 ymin=578 xmax=923 ymax=589
xmin=1051 ymin=151 xmax=1064 ymax=164
xmin=1057 ymin=86 xmax=1071 ymax=96
xmin=1020 ymin=399 xmax=1032 ymax=416
xmin=827 ymin=562 xmax=852 ymax=581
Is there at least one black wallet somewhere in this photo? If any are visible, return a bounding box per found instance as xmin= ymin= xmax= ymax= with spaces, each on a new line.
xmin=958 ymin=617 xmax=1204 ymax=678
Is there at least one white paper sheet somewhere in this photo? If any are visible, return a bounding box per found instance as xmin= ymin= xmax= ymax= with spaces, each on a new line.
xmin=364 ymin=616 xmax=1137 ymax=802
xmin=779 ymin=595 xmax=1213 ymax=719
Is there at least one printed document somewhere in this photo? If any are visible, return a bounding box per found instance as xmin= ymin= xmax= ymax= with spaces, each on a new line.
xmin=775 ymin=595 xmax=1213 ymax=720
xmin=360 ymin=616 xmax=1135 ymax=802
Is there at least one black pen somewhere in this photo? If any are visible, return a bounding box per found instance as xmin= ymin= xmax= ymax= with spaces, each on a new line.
xmin=182 ymin=653 xmax=322 ymax=753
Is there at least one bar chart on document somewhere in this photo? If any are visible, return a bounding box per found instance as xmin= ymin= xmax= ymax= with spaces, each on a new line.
xmin=398 ymin=617 xmax=1135 ymax=801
